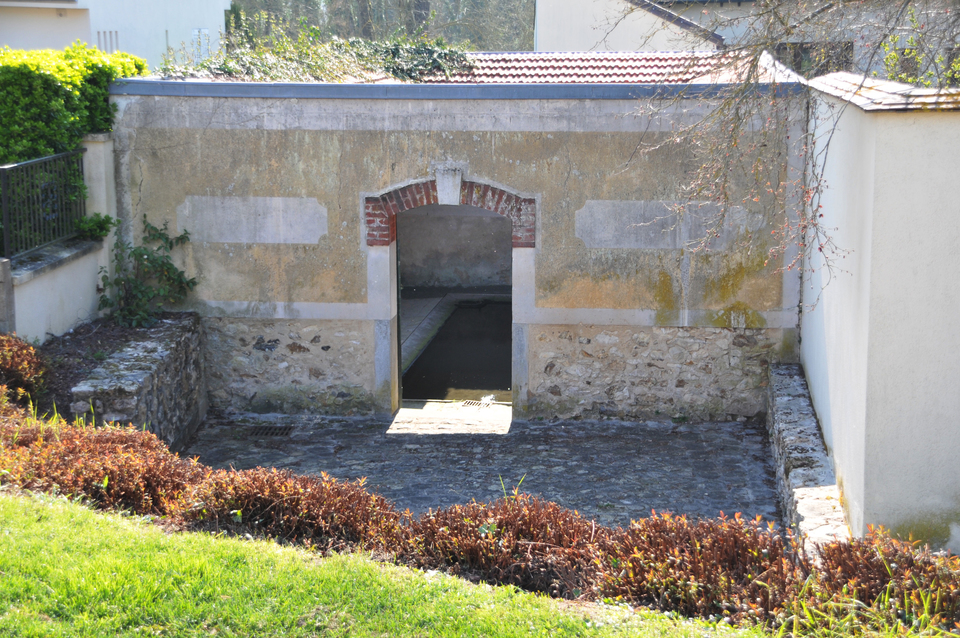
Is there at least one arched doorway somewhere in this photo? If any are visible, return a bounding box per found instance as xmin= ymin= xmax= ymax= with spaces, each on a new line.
xmin=362 ymin=167 xmax=537 ymax=413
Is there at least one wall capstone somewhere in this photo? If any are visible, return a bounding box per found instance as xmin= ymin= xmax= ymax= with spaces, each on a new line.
xmin=766 ymin=364 xmax=850 ymax=548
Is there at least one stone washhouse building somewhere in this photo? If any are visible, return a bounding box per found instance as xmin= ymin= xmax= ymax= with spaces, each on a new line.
xmin=108 ymin=51 xmax=806 ymax=424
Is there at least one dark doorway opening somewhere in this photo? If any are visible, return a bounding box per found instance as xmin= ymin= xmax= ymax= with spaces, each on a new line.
xmin=402 ymin=300 xmax=512 ymax=402
xmin=397 ymin=203 xmax=512 ymax=403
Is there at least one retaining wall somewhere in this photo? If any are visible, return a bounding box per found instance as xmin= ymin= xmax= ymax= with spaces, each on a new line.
xmin=766 ymin=364 xmax=849 ymax=546
xmin=70 ymin=313 xmax=207 ymax=452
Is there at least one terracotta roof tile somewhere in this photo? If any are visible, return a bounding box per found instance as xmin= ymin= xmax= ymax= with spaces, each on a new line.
xmin=424 ymin=51 xmax=732 ymax=84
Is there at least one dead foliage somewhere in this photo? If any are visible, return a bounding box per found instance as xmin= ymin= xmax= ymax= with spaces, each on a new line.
xmin=597 ymin=512 xmax=805 ymax=623
xmin=2 ymin=418 xmax=959 ymax=633
xmin=0 ymin=334 xmax=46 ymax=405
xmin=400 ymin=494 xmax=603 ymax=597
xmin=0 ymin=417 xmax=202 ymax=515
xmin=189 ymin=467 xmax=404 ymax=552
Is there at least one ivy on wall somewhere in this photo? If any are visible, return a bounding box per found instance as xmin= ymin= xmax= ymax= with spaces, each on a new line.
xmin=0 ymin=43 xmax=147 ymax=164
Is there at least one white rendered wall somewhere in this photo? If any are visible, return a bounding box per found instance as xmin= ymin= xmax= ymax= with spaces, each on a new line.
xmin=801 ymin=96 xmax=874 ymax=536
xmin=13 ymin=248 xmax=102 ymax=344
xmin=803 ymin=94 xmax=960 ymax=547
xmin=0 ymin=7 xmax=90 ymax=51
xmin=864 ymin=110 xmax=960 ymax=546
xmin=535 ymin=0 xmax=714 ymax=51
xmin=84 ymin=0 xmax=230 ymax=68
xmin=667 ymin=2 xmax=756 ymax=44
xmin=0 ymin=0 xmax=229 ymax=68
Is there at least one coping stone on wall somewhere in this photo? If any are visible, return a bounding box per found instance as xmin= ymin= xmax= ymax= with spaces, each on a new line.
xmin=10 ymin=239 xmax=101 ymax=286
xmin=766 ymin=364 xmax=850 ymax=548
xmin=70 ymin=313 xmax=206 ymax=452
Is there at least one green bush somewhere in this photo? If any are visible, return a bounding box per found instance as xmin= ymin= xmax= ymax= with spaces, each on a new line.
xmin=0 ymin=43 xmax=146 ymax=164
xmin=99 ymin=216 xmax=198 ymax=327
xmin=74 ymin=212 xmax=119 ymax=241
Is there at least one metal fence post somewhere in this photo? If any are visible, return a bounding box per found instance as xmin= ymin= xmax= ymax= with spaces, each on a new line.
xmin=1 ymin=168 xmax=9 ymax=259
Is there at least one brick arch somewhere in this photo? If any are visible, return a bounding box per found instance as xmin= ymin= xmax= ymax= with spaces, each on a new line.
xmin=364 ymin=179 xmax=536 ymax=248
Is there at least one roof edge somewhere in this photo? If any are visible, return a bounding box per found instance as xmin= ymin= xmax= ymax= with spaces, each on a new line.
xmin=109 ymin=78 xmax=805 ymax=100
xmin=810 ymin=72 xmax=960 ymax=111
xmin=627 ymin=0 xmax=726 ymax=48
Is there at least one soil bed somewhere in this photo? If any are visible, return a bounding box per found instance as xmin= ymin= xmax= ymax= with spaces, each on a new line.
xmin=36 ymin=313 xmax=180 ymax=418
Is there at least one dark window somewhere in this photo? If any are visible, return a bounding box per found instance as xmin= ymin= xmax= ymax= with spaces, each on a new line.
xmin=774 ymin=41 xmax=854 ymax=78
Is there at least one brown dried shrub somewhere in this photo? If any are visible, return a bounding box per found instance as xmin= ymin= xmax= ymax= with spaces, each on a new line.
xmin=402 ymin=494 xmax=606 ymax=597
xmin=597 ymin=512 xmax=806 ymax=622
xmin=0 ymin=419 xmax=203 ymax=515
xmin=808 ymin=530 xmax=960 ymax=629
xmin=2 ymin=418 xmax=959 ymax=633
xmin=188 ymin=467 xmax=405 ymax=551
xmin=0 ymin=334 xmax=46 ymax=404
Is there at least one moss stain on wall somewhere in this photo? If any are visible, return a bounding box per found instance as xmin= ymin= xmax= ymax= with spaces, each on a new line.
xmin=653 ymin=270 xmax=679 ymax=325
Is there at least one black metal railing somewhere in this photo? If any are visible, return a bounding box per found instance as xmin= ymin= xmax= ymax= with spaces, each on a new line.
xmin=0 ymin=149 xmax=87 ymax=259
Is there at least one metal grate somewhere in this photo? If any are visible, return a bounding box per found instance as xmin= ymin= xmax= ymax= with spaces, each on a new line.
xmin=0 ymin=149 xmax=87 ymax=258
xmin=249 ymin=424 xmax=295 ymax=437
xmin=461 ymin=400 xmax=489 ymax=408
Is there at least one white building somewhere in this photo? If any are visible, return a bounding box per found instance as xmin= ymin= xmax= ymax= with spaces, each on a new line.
xmin=0 ymin=0 xmax=231 ymax=68
xmin=534 ymin=0 xmax=725 ymax=51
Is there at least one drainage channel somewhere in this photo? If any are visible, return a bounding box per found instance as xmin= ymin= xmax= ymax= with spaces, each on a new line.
xmin=247 ymin=424 xmax=295 ymax=437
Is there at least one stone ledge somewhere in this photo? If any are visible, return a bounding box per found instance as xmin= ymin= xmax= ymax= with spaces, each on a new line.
xmin=70 ymin=313 xmax=207 ymax=452
xmin=766 ymin=364 xmax=850 ymax=547
xmin=11 ymin=239 xmax=102 ymax=286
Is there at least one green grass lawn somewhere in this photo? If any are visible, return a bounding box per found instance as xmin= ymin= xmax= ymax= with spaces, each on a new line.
xmin=0 ymin=490 xmax=765 ymax=638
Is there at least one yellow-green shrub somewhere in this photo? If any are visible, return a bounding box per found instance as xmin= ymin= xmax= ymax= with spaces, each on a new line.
xmin=0 ymin=42 xmax=146 ymax=163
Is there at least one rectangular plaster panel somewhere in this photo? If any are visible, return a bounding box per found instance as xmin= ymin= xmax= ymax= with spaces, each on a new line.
xmin=575 ymin=200 xmax=759 ymax=250
xmin=176 ymin=196 xmax=327 ymax=245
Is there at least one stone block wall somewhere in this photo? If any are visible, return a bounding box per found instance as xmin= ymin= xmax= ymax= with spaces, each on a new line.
xmin=70 ymin=313 xmax=206 ymax=452
xmin=526 ymin=325 xmax=781 ymax=421
xmin=202 ymin=317 xmax=379 ymax=415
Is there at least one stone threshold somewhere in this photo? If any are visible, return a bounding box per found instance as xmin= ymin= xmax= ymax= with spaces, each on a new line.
xmin=766 ymin=364 xmax=851 ymax=548
xmin=11 ymin=238 xmax=102 ymax=286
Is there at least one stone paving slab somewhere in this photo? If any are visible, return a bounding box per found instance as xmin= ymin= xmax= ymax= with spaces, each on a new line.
xmin=185 ymin=407 xmax=781 ymax=528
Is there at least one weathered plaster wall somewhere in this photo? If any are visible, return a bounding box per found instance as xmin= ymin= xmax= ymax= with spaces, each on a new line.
xmin=110 ymin=87 xmax=800 ymax=418
xmin=804 ymin=92 xmax=960 ymax=548
xmin=398 ymin=204 xmax=511 ymax=288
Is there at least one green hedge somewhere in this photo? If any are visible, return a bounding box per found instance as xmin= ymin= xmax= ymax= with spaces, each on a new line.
xmin=0 ymin=43 xmax=147 ymax=164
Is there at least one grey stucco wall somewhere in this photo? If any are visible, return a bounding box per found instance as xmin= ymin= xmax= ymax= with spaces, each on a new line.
xmin=397 ymin=204 xmax=511 ymax=289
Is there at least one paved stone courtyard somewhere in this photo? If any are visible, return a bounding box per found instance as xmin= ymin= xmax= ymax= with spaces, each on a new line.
xmin=184 ymin=402 xmax=781 ymax=528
